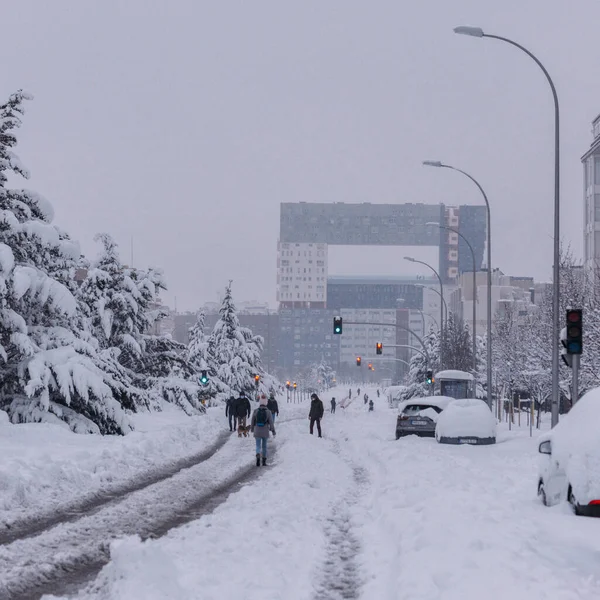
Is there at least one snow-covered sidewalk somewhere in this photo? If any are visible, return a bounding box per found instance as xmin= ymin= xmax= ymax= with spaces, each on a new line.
xmin=0 ymin=405 xmax=226 ymax=530
xmin=44 ymin=388 xmax=600 ymax=599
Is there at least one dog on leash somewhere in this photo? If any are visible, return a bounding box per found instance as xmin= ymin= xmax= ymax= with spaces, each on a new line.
xmin=237 ymin=424 xmax=250 ymax=438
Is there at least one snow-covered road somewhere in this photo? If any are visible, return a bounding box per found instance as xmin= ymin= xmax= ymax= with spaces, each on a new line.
xmin=40 ymin=388 xmax=600 ymax=600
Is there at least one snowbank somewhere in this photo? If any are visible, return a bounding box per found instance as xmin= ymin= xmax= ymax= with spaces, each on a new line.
xmin=435 ymin=398 xmax=497 ymax=442
xmin=0 ymin=405 xmax=223 ymax=529
xmin=548 ymin=387 xmax=600 ymax=504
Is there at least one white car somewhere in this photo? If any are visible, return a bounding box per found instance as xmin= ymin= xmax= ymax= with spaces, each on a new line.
xmin=435 ymin=398 xmax=497 ymax=445
xmin=537 ymin=388 xmax=600 ymax=517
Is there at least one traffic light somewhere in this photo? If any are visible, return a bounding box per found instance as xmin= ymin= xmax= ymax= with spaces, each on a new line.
xmin=333 ymin=316 xmax=343 ymax=335
xmin=368 ymin=363 xmax=373 ymax=370
xmin=376 ymin=342 xmax=383 ymax=355
xmin=286 ymin=380 xmax=291 ymax=389
xmin=565 ymin=309 xmax=583 ymax=354
xmin=293 ymin=382 xmax=297 ymax=389
xmin=426 ymin=370 xmax=434 ymax=385
xmin=356 ymin=357 xmax=362 ymax=367
xmin=254 ymin=374 xmax=260 ymax=386
xmin=200 ymin=370 xmax=209 ymax=385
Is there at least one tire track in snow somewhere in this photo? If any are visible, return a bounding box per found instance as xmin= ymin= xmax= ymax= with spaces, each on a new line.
xmin=313 ymin=438 xmax=368 ymax=600
xmin=0 ymin=431 xmax=231 ymax=546
xmin=0 ymin=432 xmax=287 ymax=600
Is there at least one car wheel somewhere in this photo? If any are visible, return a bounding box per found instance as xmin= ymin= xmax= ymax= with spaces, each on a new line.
xmin=568 ymin=486 xmax=582 ymax=516
xmin=538 ymin=481 xmax=548 ymax=506
xmin=395 ymin=431 xmax=401 ymax=440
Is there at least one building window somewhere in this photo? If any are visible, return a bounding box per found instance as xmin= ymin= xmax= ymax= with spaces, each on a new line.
xmin=595 ymin=194 xmax=600 ymax=221
xmin=595 ymin=156 xmax=600 ymax=185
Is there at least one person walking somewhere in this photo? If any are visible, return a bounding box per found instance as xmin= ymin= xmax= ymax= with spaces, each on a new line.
xmin=235 ymin=391 xmax=251 ymax=428
xmin=368 ymin=399 xmax=374 ymax=412
xmin=267 ymin=393 xmax=279 ymax=425
xmin=309 ymin=393 xmax=324 ymax=438
xmin=364 ymin=393 xmax=368 ymax=405
xmin=225 ymin=395 xmax=237 ymax=432
xmin=251 ymin=395 xmax=275 ymax=466
xmin=357 ymin=387 xmax=361 ymax=396
xmin=330 ymin=397 xmax=336 ymax=414
xmin=377 ymin=389 xmax=380 ymax=398
xmin=348 ymin=388 xmax=352 ymax=399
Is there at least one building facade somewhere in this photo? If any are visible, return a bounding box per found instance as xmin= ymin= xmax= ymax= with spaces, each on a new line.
xmin=277 ymin=242 xmax=327 ymax=308
xmin=582 ymin=114 xmax=600 ymax=273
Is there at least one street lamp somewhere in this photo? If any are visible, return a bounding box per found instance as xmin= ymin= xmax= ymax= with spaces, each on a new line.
xmin=453 ymin=26 xmax=560 ymax=426
xmin=423 ymin=161 xmax=492 ymax=409
xmin=427 ymin=222 xmax=478 ymax=374
xmin=405 ymin=257 xmax=445 ymax=369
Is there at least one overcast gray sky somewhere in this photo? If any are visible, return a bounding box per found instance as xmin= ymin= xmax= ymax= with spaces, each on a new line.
xmin=3 ymin=1 xmax=598 ymax=311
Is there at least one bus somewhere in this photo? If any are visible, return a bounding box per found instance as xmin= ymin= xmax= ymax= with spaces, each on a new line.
xmin=434 ymin=370 xmax=475 ymax=399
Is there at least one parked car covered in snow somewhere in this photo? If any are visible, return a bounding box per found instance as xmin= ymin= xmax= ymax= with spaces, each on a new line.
xmin=395 ymin=396 xmax=454 ymax=440
xmin=537 ymin=388 xmax=600 ymax=517
xmin=435 ymin=398 xmax=497 ymax=445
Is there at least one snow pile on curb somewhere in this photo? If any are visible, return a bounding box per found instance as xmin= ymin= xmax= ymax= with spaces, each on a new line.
xmin=0 ymin=405 xmax=222 ymax=528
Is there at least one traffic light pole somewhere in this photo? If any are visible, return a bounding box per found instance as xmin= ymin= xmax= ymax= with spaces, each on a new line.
xmin=572 ymin=354 xmax=580 ymax=406
xmin=343 ymin=321 xmax=431 ymax=367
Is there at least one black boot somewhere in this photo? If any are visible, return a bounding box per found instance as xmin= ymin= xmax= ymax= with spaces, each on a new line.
xmin=256 ymin=453 xmax=261 ymax=467
xmin=262 ymin=456 xmax=267 ymax=466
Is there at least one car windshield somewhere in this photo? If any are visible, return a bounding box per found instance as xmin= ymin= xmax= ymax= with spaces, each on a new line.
xmin=402 ymin=404 xmax=442 ymax=416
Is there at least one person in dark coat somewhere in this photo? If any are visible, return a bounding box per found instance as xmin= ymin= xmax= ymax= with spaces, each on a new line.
xmin=330 ymin=397 xmax=336 ymax=414
xmin=348 ymin=388 xmax=352 ymax=399
xmin=368 ymin=399 xmax=374 ymax=412
xmin=267 ymin=393 xmax=279 ymax=425
xmin=309 ymin=393 xmax=324 ymax=437
xmin=235 ymin=391 xmax=251 ymax=428
xmin=251 ymin=395 xmax=276 ymax=466
xmin=225 ymin=396 xmax=237 ymax=431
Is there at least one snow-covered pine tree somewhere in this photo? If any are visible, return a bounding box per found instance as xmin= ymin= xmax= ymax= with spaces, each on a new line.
xmin=0 ymin=91 xmax=133 ymax=434
xmin=441 ymin=313 xmax=473 ymax=372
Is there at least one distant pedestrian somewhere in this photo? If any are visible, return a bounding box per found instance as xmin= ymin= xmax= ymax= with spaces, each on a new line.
xmin=368 ymin=399 xmax=374 ymax=412
xmin=377 ymin=389 xmax=380 ymax=398
xmin=226 ymin=395 xmax=237 ymax=432
xmin=235 ymin=391 xmax=251 ymax=428
xmin=357 ymin=388 xmax=361 ymax=396
xmin=330 ymin=397 xmax=336 ymax=414
xmin=267 ymin=393 xmax=279 ymax=425
xmin=364 ymin=393 xmax=368 ymax=405
xmin=348 ymin=388 xmax=352 ymax=399
xmin=251 ymin=395 xmax=276 ymax=466
xmin=309 ymin=393 xmax=324 ymax=438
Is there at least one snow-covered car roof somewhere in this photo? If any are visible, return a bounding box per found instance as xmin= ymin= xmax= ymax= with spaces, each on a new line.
xmin=435 ymin=398 xmax=497 ymax=440
xmin=435 ymin=370 xmax=474 ymax=381
xmin=545 ymin=387 xmax=600 ymax=504
xmin=400 ymin=396 xmax=455 ymax=412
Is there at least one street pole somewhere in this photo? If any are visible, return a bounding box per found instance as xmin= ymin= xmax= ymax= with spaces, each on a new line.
xmin=428 ymin=222 xmax=478 ymax=373
xmin=405 ymin=257 xmax=444 ymax=369
xmin=453 ymin=26 xmax=560 ymax=425
xmin=422 ymin=161 xmax=492 ymax=410
xmin=572 ymin=354 xmax=580 ymax=407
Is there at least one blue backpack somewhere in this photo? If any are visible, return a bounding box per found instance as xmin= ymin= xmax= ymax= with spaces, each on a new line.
xmin=256 ymin=407 xmax=268 ymax=427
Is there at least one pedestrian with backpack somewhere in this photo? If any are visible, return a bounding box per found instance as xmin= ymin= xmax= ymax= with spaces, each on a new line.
xmin=368 ymin=399 xmax=374 ymax=412
xmin=330 ymin=397 xmax=336 ymax=414
xmin=267 ymin=393 xmax=279 ymax=425
xmin=309 ymin=393 xmax=324 ymax=438
xmin=251 ymin=395 xmax=275 ymax=466
xmin=225 ymin=395 xmax=237 ymax=432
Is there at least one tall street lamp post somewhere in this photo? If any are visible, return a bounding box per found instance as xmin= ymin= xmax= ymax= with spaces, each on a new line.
xmin=423 ymin=161 xmax=492 ymax=409
xmin=453 ymin=25 xmax=560 ymax=427
xmin=427 ymin=222 xmax=478 ymax=374
xmin=405 ymin=257 xmax=445 ymax=370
